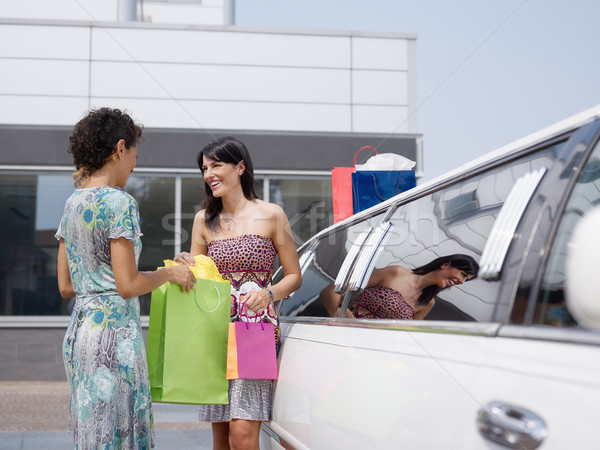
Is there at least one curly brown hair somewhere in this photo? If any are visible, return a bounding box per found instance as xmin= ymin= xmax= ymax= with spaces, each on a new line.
xmin=68 ymin=107 xmax=143 ymax=187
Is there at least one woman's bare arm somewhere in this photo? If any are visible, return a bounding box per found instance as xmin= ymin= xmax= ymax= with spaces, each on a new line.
xmin=111 ymin=237 xmax=196 ymax=299
xmin=57 ymin=239 xmax=76 ymax=299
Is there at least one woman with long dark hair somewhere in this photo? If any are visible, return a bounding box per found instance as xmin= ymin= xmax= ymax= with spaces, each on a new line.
xmin=321 ymin=254 xmax=479 ymax=320
xmin=175 ymin=136 xmax=302 ymax=450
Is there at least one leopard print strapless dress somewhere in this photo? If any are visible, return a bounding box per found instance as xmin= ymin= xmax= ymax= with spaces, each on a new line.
xmin=350 ymin=285 xmax=414 ymax=320
xmin=198 ymin=234 xmax=278 ymax=422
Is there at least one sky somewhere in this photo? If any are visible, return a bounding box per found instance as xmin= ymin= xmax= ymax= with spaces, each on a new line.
xmin=235 ymin=0 xmax=600 ymax=182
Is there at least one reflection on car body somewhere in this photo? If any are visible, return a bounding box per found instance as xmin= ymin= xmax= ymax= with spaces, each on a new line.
xmin=260 ymin=105 xmax=600 ymax=450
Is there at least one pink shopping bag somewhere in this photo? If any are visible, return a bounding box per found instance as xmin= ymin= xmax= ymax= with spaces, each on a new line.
xmin=331 ymin=145 xmax=378 ymax=223
xmin=226 ymin=305 xmax=278 ymax=380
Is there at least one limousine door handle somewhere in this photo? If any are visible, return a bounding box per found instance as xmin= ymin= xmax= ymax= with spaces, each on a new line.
xmin=477 ymin=401 xmax=547 ymax=449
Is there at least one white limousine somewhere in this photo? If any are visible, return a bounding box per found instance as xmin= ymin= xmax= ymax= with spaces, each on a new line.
xmin=260 ymin=105 xmax=600 ymax=450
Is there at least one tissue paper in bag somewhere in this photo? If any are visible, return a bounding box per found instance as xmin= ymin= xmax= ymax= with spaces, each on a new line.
xmin=352 ymin=153 xmax=416 ymax=213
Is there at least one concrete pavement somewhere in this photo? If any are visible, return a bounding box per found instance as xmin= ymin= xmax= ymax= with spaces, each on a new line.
xmin=0 ymin=382 xmax=213 ymax=449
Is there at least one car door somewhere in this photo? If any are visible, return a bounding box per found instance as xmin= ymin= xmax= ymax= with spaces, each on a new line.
xmin=264 ymin=118 xmax=600 ymax=449
xmin=453 ymin=119 xmax=600 ymax=449
xmin=308 ymin=136 xmax=569 ymax=449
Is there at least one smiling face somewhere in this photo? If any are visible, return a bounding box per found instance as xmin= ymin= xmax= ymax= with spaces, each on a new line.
xmin=437 ymin=262 xmax=473 ymax=289
xmin=201 ymin=155 xmax=244 ymax=197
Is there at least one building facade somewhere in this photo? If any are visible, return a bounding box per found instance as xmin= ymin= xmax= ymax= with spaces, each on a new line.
xmin=0 ymin=0 xmax=420 ymax=380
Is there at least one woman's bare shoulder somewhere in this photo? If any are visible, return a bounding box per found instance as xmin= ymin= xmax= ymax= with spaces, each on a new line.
xmin=384 ymin=265 xmax=412 ymax=279
xmin=254 ymin=199 xmax=283 ymax=213
xmin=193 ymin=209 xmax=208 ymax=230
xmin=247 ymin=200 xmax=288 ymax=240
xmin=251 ymin=199 xmax=287 ymax=222
xmin=192 ymin=209 xmax=212 ymax=242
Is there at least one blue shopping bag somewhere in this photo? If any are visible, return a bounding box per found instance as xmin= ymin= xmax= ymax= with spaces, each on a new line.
xmin=332 ymin=146 xmax=378 ymax=223
xmin=352 ymin=170 xmax=416 ymax=214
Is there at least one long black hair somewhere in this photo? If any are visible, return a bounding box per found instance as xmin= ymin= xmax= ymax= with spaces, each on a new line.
xmin=197 ymin=136 xmax=258 ymax=232
xmin=412 ymin=254 xmax=479 ymax=305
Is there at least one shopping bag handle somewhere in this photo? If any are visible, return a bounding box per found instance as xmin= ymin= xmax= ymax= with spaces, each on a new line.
xmin=240 ymin=302 xmax=265 ymax=330
xmin=194 ymin=285 xmax=221 ymax=313
xmin=369 ymin=173 xmax=404 ymax=201
xmin=353 ymin=146 xmax=378 ymax=167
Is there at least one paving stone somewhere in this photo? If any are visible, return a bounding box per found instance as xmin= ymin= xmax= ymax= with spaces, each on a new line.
xmin=0 ymin=381 xmax=214 ymax=448
xmin=0 ymin=382 xmax=69 ymax=432
xmin=0 ymin=429 xmax=212 ymax=450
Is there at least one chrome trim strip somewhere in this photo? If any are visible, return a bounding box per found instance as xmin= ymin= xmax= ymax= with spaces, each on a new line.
xmin=262 ymin=421 xmax=310 ymax=450
xmin=348 ymin=221 xmax=395 ymax=291
xmin=280 ymin=316 xmax=501 ymax=336
xmin=279 ymin=317 xmax=600 ymax=346
xmin=479 ymin=167 xmax=547 ymax=280
xmin=498 ymin=324 xmax=600 ymax=346
xmin=298 ymin=250 xmax=316 ymax=272
xmin=333 ymin=228 xmax=372 ymax=293
xmin=259 ymin=423 xmax=281 ymax=445
xmin=283 ymin=249 xmax=315 ymax=304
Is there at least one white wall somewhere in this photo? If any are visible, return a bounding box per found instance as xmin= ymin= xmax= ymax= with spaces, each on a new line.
xmin=0 ymin=0 xmax=119 ymax=22
xmin=0 ymin=20 xmax=416 ymax=134
xmin=142 ymin=1 xmax=224 ymax=25
xmin=0 ymin=0 xmax=224 ymax=25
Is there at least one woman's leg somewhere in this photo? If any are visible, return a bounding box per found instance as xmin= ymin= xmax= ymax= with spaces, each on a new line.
xmin=212 ymin=422 xmax=231 ymax=450
xmin=229 ymin=419 xmax=261 ymax=450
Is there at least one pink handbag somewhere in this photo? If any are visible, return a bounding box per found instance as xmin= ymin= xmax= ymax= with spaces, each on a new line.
xmin=226 ymin=304 xmax=278 ymax=380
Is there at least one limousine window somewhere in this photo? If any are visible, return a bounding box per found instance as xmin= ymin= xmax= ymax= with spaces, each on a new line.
xmin=276 ymin=211 xmax=387 ymax=316
xmin=535 ymin=139 xmax=600 ymax=327
xmin=277 ymin=137 xmax=570 ymax=321
xmin=363 ymin=139 xmax=569 ymax=322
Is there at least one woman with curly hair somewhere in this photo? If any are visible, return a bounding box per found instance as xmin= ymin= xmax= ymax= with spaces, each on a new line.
xmin=55 ymin=107 xmax=196 ymax=449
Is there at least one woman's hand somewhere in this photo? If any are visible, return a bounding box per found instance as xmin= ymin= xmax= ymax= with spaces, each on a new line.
xmin=173 ymin=251 xmax=196 ymax=266
xmin=244 ymin=289 xmax=272 ymax=315
xmin=166 ymin=265 xmax=196 ymax=293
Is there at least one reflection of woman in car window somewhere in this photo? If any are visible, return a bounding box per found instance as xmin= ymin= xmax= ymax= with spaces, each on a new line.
xmin=320 ymin=254 xmax=479 ymax=319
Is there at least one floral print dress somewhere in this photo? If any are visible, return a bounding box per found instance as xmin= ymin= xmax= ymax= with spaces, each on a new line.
xmin=56 ymin=187 xmax=154 ymax=449
xmin=198 ymin=234 xmax=278 ymax=422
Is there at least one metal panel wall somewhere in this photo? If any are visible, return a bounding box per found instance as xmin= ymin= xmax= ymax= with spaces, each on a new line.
xmin=0 ymin=20 xmax=417 ymax=135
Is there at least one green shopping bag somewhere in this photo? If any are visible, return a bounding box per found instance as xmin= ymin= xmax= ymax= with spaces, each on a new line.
xmin=147 ymin=278 xmax=231 ymax=404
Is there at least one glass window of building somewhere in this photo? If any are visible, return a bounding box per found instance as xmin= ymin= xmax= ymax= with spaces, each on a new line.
xmin=0 ymin=173 xmax=74 ymax=315
xmin=269 ymin=177 xmax=333 ymax=246
xmin=0 ymin=170 xmax=331 ymax=317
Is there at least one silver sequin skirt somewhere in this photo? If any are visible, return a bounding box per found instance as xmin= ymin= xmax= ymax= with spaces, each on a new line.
xmin=198 ymin=378 xmax=273 ymax=422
